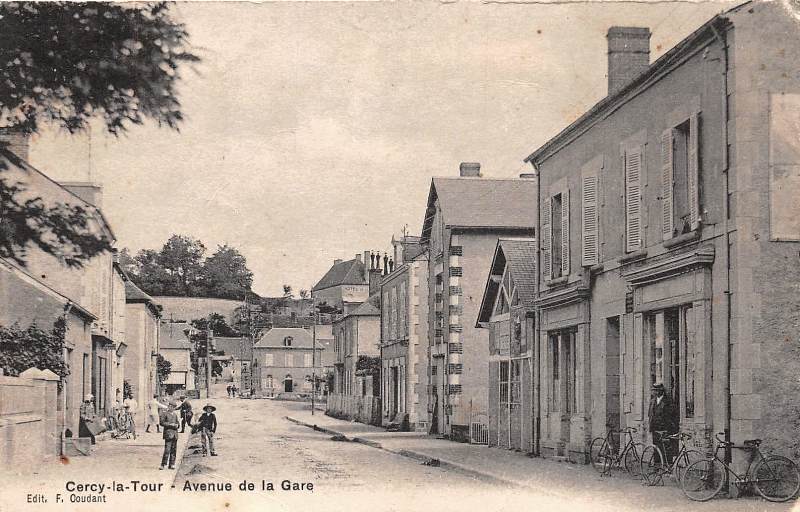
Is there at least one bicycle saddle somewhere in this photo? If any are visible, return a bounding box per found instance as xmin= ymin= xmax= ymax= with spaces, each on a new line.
xmin=744 ymin=439 xmax=762 ymax=446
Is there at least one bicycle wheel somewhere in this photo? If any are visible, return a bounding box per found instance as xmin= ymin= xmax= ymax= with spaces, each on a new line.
xmin=623 ymin=442 xmax=646 ymax=479
xmin=590 ymin=437 xmax=612 ymax=475
xmin=682 ymin=459 xmax=726 ymax=501
xmin=640 ymin=444 xmax=665 ymax=485
xmin=671 ymin=449 xmax=703 ymax=485
xmin=753 ymin=455 xmax=800 ymax=502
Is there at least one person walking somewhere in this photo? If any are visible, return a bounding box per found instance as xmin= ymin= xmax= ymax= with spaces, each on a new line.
xmin=648 ymin=383 xmax=678 ymax=463
xmin=179 ymin=396 xmax=193 ymax=433
xmin=146 ymin=395 xmax=166 ymax=433
xmin=159 ymin=400 xmax=180 ymax=470
xmin=226 ymin=384 xmax=232 ymax=398
xmin=196 ymin=404 xmax=218 ymax=457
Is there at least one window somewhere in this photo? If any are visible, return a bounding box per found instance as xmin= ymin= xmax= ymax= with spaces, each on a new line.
xmin=581 ymin=156 xmax=601 ymax=266
xmin=661 ymin=115 xmax=700 ymax=239
xmin=265 ymin=375 xmax=273 ymax=389
xmin=624 ymin=145 xmax=644 ymax=252
xmin=646 ymin=306 xmax=694 ymax=419
xmin=390 ymin=288 xmax=397 ymax=339
xmin=550 ymin=335 xmax=559 ymax=411
xmin=264 ymin=353 xmax=274 ymax=366
xmin=304 ymin=353 xmax=313 ymax=368
xmin=399 ymin=281 xmax=407 ymax=338
xmin=499 ymin=361 xmax=509 ymax=404
xmin=285 ymin=354 xmax=293 ymax=367
xmin=542 ymin=189 xmax=570 ymax=280
xmin=382 ymin=291 xmax=389 ymax=339
xmin=551 ymin=193 xmax=563 ymax=276
xmin=283 ymin=336 xmax=293 ymax=347
xmin=769 ymin=93 xmax=800 ymax=240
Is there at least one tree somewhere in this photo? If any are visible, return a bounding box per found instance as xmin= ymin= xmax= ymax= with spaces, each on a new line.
xmin=191 ymin=313 xmax=238 ymax=338
xmin=156 ymin=354 xmax=172 ymax=387
xmin=0 ymin=3 xmax=199 ymax=269
xmin=199 ymin=244 xmax=253 ymax=300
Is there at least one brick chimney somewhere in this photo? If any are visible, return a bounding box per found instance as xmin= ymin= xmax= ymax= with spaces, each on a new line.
xmin=607 ymin=27 xmax=651 ymax=96
xmin=0 ymin=127 xmax=30 ymax=162
xmin=459 ymin=162 xmax=481 ymax=178
xmin=369 ymin=265 xmax=382 ymax=296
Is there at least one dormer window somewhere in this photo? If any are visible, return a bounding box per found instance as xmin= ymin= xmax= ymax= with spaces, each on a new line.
xmin=283 ymin=336 xmax=293 ymax=347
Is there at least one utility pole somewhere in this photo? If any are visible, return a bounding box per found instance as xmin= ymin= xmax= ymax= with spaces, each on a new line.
xmin=311 ymin=297 xmax=316 ymax=416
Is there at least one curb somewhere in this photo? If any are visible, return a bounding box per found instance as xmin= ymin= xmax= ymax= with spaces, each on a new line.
xmin=285 ymin=415 xmax=524 ymax=489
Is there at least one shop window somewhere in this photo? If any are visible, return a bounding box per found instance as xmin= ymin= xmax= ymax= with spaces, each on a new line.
xmin=646 ymin=305 xmax=694 ymax=420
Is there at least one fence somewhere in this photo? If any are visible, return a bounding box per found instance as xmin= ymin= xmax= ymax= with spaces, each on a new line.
xmin=469 ymin=411 xmax=489 ymax=445
xmin=325 ymin=393 xmax=381 ymax=426
xmin=0 ymin=368 xmax=60 ymax=466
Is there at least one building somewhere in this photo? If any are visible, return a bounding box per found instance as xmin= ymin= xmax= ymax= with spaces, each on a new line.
xmin=332 ymin=294 xmax=381 ymax=397
xmin=312 ymin=253 xmax=370 ymax=315
xmin=420 ymin=163 xmax=536 ymax=440
xmin=476 ymin=239 xmax=537 ymax=451
xmin=158 ymin=321 xmax=195 ymax=396
xmin=380 ymin=235 xmax=429 ymax=430
xmin=212 ymin=336 xmax=253 ymax=390
xmin=252 ymin=327 xmax=323 ymax=397
xmin=124 ymin=280 xmax=161 ymax=422
xmin=523 ymin=1 xmax=800 ymax=468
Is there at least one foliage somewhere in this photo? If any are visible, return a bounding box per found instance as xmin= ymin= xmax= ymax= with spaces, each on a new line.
xmin=123 ymin=379 xmax=133 ymax=400
xmin=355 ymin=355 xmax=381 ymax=377
xmin=191 ymin=313 xmax=239 ymax=337
xmin=0 ymin=3 xmax=198 ymax=269
xmin=124 ymin=236 xmax=255 ymax=300
xmin=155 ymin=353 xmax=171 ymax=385
xmin=0 ymin=316 xmax=69 ymax=388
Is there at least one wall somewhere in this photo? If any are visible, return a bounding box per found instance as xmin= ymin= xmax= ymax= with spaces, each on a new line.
xmin=0 ymin=371 xmax=60 ymax=466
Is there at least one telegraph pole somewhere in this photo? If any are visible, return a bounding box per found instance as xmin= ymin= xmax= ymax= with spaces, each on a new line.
xmin=311 ymin=297 xmax=316 ymax=416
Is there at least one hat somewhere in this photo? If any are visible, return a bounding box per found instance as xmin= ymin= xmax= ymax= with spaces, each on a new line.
xmin=84 ymin=393 xmax=94 ymax=401
xmin=203 ymin=404 xmax=216 ymax=412
xmin=652 ymin=383 xmax=665 ymax=390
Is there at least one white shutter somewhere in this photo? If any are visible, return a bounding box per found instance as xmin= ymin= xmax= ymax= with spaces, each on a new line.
xmin=625 ymin=147 xmax=643 ymax=252
xmin=541 ymin=197 xmax=552 ymax=280
xmin=581 ymin=174 xmax=599 ymax=266
xmin=661 ymin=129 xmax=675 ymax=240
xmin=688 ymin=113 xmax=700 ymax=230
xmin=561 ymin=189 xmax=570 ymax=276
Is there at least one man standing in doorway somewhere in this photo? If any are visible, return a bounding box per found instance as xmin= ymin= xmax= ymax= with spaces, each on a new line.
xmin=648 ymin=383 xmax=678 ymax=463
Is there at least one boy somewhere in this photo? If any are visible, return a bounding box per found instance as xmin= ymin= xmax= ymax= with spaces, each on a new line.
xmin=196 ymin=404 xmax=218 ymax=457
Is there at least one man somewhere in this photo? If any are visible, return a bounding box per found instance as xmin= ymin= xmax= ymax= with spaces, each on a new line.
xmin=178 ymin=396 xmax=193 ymax=433
xmin=79 ymin=394 xmax=98 ymax=444
xmin=159 ymin=400 xmax=180 ymax=470
xmin=648 ymin=383 xmax=678 ymax=463
xmin=122 ymin=395 xmax=138 ymax=439
xmin=195 ymin=404 xmax=218 ymax=457
xmin=146 ymin=395 xmax=166 ymax=433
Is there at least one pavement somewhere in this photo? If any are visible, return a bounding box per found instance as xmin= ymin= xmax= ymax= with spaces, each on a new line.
xmin=285 ymin=404 xmax=800 ymax=512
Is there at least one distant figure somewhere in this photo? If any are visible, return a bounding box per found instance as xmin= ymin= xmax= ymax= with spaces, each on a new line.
xmin=146 ymin=395 xmax=166 ymax=433
xmin=123 ymin=396 xmax=138 ymax=438
xmin=79 ymin=394 xmax=99 ymax=444
xmin=226 ymin=384 xmax=232 ymax=398
xmin=178 ymin=396 xmax=193 ymax=433
xmin=196 ymin=404 xmax=218 ymax=457
xmin=159 ymin=400 xmax=180 ymax=470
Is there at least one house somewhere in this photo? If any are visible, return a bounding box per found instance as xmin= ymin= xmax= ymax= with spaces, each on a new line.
xmin=252 ymin=327 xmax=323 ymax=397
xmin=380 ymin=235 xmax=429 ymax=431
xmin=332 ymin=294 xmax=381 ymax=397
xmin=523 ymin=1 xmax=800 ymax=470
xmin=420 ymin=163 xmax=536 ymax=440
xmin=124 ymin=280 xmax=161 ymax=422
xmin=312 ymin=253 xmax=370 ymax=315
xmin=212 ymin=336 xmax=253 ymax=390
xmin=476 ymin=239 xmax=537 ymax=451
xmin=158 ymin=321 xmax=195 ymax=396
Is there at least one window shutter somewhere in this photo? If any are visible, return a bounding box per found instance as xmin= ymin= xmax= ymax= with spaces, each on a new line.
xmin=625 ymin=146 xmax=643 ymax=252
xmin=688 ymin=113 xmax=700 ymax=230
xmin=581 ymin=173 xmax=599 ymax=266
xmin=541 ymin=197 xmax=552 ymax=280
xmin=661 ymin=129 xmax=675 ymax=240
xmin=561 ymin=189 xmax=570 ymax=276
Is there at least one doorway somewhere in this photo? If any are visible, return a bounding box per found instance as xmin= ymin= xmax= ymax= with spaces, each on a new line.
xmin=605 ymin=317 xmax=621 ymax=452
xmin=284 ymin=375 xmax=293 ymax=392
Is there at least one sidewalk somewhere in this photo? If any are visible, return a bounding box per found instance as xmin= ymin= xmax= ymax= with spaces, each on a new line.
xmin=285 ymin=407 xmax=797 ymax=512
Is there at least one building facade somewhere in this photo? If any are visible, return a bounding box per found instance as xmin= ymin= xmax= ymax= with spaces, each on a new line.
xmin=477 ymin=239 xmax=537 ymax=452
xmin=253 ymin=327 xmax=324 ymax=396
xmin=420 ymin=165 xmax=536 ymax=439
xmin=312 ymin=254 xmax=370 ymax=315
xmin=380 ymin=236 xmax=429 ymax=430
xmin=332 ymin=295 xmax=380 ymax=396
xmin=524 ymin=2 xmax=800 ymax=466
xmin=124 ymin=280 xmax=161 ymax=423
xmin=158 ymin=322 xmax=195 ymax=396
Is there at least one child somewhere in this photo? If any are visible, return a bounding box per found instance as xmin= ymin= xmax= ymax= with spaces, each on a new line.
xmin=196 ymin=404 xmax=218 ymax=456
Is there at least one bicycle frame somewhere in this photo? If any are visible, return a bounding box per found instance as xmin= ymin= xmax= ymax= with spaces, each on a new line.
xmin=710 ymin=441 xmax=764 ymax=487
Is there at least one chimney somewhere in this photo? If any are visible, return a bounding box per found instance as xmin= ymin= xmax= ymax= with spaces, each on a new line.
xmin=362 ymin=250 xmax=370 ymax=282
xmin=607 ymin=27 xmax=651 ymax=96
xmin=0 ymin=127 xmax=30 ymax=162
xmin=519 ymin=173 xmax=536 ymax=179
xmin=334 ymin=258 xmax=343 ymax=265
xmin=60 ymin=182 xmax=103 ymax=209
xmin=459 ymin=162 xmax=481 ymax=178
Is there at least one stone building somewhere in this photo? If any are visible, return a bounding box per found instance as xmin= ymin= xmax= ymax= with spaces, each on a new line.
xmin=331 ymin=294 xmax=381 ymax=396
xmin=477 ymin=239 xmax=537 ymax=451
xmin=380 ymin=235 xmax=429 ymax=430
xmin=523 ymin=1 xmax=800 ymax=467
xmin=312 ymin=253 xmax=370 ymax=315
xmin=253 ymin=327 xmax=324 ymax=396
xmin=158 ymin=322 xmax=195 ymax=396
xmin=420 ymin=164 xmax=536 ymax=439
xmin=124 ymin=280 xmax=161 ymax=422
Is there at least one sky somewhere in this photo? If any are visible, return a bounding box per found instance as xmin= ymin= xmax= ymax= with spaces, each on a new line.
xmin=28 ymin=0 xmax=737 ymax=297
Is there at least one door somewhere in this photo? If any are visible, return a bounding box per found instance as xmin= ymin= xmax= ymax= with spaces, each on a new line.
xmin=284 ymin=376 xmax=293 ymax=392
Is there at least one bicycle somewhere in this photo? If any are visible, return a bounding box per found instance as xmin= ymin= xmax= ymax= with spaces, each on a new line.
xmin=589 ymin=427 xmax=646 ymax=478
xmin=681 ymin=432 xmax=800 ymax=502
xmin=640 ymin=431 xmax=703 ymax=486
xmin=109 ymin=408 xmax=137 ymax=440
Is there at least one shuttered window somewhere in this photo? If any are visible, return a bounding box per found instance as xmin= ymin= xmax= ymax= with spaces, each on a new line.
xmin=663 ymin=113 xmax=701 ymax=238
xmin=560 ymin=189 xmax=570 ymax=277
xmin=541 ymin=197 xmax=552 ymax=280
xmin=661 ymin=129 xmax=675 ymax=240
xmin=687 ymin=113 xmax=700 ymax=230
xmin=581 ymin=161 xmax=600 ymax=266
xmin=624 ymin=146 xmax=644 ymax=252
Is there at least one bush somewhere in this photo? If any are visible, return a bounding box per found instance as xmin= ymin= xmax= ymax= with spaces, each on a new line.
xmin=0 ymin=317 xmax=69 ymax=388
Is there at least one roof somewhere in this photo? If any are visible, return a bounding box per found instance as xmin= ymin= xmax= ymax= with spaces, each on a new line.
xmin=477 ymin=238 xmax=537 ymax=326
xmin=312 ymin=258 xmax=367 ymax=291
xmin=254 ymin=327 xmax=317 ymax=349
xmin=159 ymin=322 xmax=193 ymax=350
xmin=420 ymin=178 xmax=537 ymax=243
xmin=125 ymin=280 xmax=153 ymax=302
xmin=213 ymin=336 xmax=253 ymax=360
xmin=524 ymin=3 xmax=746 ymax=166
xmin=338 ymin=294 xmax=381 ymax=320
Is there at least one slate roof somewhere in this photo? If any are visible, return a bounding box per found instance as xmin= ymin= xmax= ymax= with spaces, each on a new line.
xmin=125 ymin=280 xmax=153 ymax=303
xmin=312 ymin=258 xmax=367 ymax=291
xmin=476 ymin=238 xmax=537 ymax=325
xmin=213 ymin=336 xmax=253 ymax=360
xmin=420 ymin=178 xmax=537 ymax=243
xmin=159 ymin=322 xmax=193 ymax=350
xmin=339 ymin=293 xmax=381 ymax=319
xmin=254 ymin=327 xmax=317 ymax=349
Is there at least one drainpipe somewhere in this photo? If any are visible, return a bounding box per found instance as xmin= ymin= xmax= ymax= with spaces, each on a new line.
xmin=710 ymin=22 xmax=732 ymax=462
xmin=531 ymin=162 xmax=542 ymax=456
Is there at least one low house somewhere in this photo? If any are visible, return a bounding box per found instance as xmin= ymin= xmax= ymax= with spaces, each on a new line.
xmin=158 ymin=322 xmax=195 ymax=396
xmin=252 ymin=327 xmax=323 ymax=397
xmin=476 ymin=239 xmax=537 ymax=451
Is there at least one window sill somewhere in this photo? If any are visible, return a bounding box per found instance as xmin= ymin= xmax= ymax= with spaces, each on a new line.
xmin=544 ymin=276 xmax=569 ymax=287
xmin=618 ymin=250 xmax=648 ymax=265
xmin=663 ymin=229 xmax=700 ymax=249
